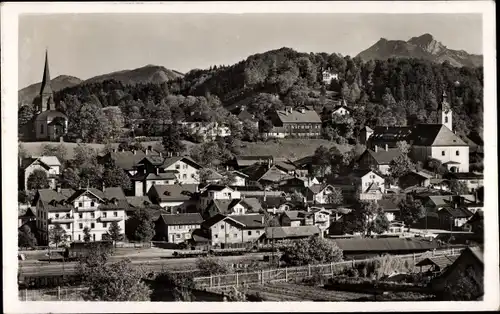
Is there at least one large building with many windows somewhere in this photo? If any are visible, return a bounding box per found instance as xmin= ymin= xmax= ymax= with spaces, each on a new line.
xmin=264 ymin=107 xmax=322 ymax=138
xmin=33 ymin=187 xmax=128 ymax=245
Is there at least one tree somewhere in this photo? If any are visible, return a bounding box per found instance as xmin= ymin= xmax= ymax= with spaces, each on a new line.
xmin=220 ymin=171 xmax=237 ymax=186
xmin=442 ymin=267 xmax=483 ymax=301
xmin=388 ymin=154 xmax=415 ymax=182
xmin=326 ymin=187 xmax=344 ymax=205
xmin=398 ymin=195 xmax=426 ymax=231
xmin=18 ymin=143 xmax=29 ymax=160
xmin=102 ymin=106 xmax=125 ymax=140
xmin=312 ymin=145 xmax=331 ymax=177
xmin=396 ymin=141 xmax=411 ymax=155
xmin=281 ymin=236 xmax=343 ymax=266
xmin=27 ymin=169 xmax=50 ymax=190
xmin=108 ymin=222 xmax=123 ymax=247
xmin=49 ymin=223 xmax=67 ymax=248
xmin=40 ymin=144 xmax=68 ymax=162
xmin=196 ymin=256 xmax=232 ymax=276
xmin=77 ymin=244 xmax=151 ymax=301
xmin=342 ymin=200 xmax=389 ymax=237
xmin=133 ymin=208 xmax=156 ymax=242
xmin=426 ymin=158 xmax=448 ymax=176
xmin=102 ymin=166 xmax=132 ymax=190
xmin=241 ymin=120 xmax=259 ymax=142
xmin=18 ymin=225 xmax=37 ymax=248
xmin=449 ymin=179 xmax=469 ymax=195
xmin=60 ymin=168 xmax=81 ymax=189
xmin=162 ymin=123 xmax=185 ymax=157
xmin=83 ymin=227 xmax=91 ymax=242
xmin=290 ymin=189 xmax=305 ymax=204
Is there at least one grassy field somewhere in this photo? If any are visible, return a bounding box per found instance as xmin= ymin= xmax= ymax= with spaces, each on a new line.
xmin=20 ymin=139 xmax=351 ymax=161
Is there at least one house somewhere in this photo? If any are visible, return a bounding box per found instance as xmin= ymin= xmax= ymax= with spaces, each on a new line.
xmin=33 ymin=51 xmax=68 ymax=141
xmin=200 ymin=214 xmax=266 ymax=247
xmin=259 ymin=196 xmax=294 ymax=214
xmin=259 ymin=226 xmax=321 ymax=244
xmin=240 ymin=163 xmax=293 ymax=188
xmin=147 ymin=184 xmax=199 ymax=213
xmin=230 ymin=155 xmax=274 ymax=170
xmin=332 ymin=238 xmax=440 ymax=260
xmin=321 ymin=69 xmax=339 ymax=85
xmin=132 ymin=156 xmax=203 ymax=196
xmin=438 ymin=206 xmax=474 ymax=230
xmin=330 ymin=169 xmax=386 ymax=201
xmin=154 ymin=213 xmax=204 ymax=243
xmin=264 ymin=107 xmax=322 ymax=138
xmin=357 ymin=147 xmax=403 ymax=175
xmin=20 ymin=156 xmax=61 ymax=190
xmin=274 ymin=159 xmax=298 ymax=175
xmin=279 ymin=210 xmax=314 ymax=227
xmin=424 ymin=195 xmax=483 ymax=214
xmin=97 ymin=148 xmax=160 ymax=177
xmin=199 ymin=185 xmax=241 ymax=209
xmin=415 ymin=255 xmax=459 ymax=275
xmin=203 ymin=168 xmax=225 ymax=184
xmin=19 ymin=206 xmax=36 ymax=228
xmin=331 ymin=102 xmax=351 ymax=117
xmin=443 ymin=172 xmax=484 ymax=193
xmin=280 ymin=177 xmax=320 ymax=193
xmin=233 ymin=106 xmax=259 ymax=128
xmin=311 ymin=208 xmax=331 ymax=235
xmin=367 ymin=126 xmax=413 ymax=150
xmin=430 ymin=246 xmax=484 ymax=299
xmin=359 ymin=126 xmax=374 ymax=146
xmin=33 ymin=187 xmax=128 ymax=246
xmin=230 ymin=171 xmax=248 ymax=186
xmin=399 ymin=170 xmax=433 ymax=189
xmin=463 ymin=211 xmax=483 ymax=234
xmin=306 ymin=184 xmax=337 ymax=204
xmin=203 ymin=198 xmax=262 ymax=219
xmin=377 ymin=199 xmax=400 ymax=222
xmin=180 ymin=113 xmax=231 ymax=140
xmin=293 ymin=155 xmax=324 ymax=177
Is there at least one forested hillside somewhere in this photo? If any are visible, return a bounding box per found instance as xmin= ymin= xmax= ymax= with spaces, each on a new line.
xmin=18 ymin=47 xmax=483 ymax=144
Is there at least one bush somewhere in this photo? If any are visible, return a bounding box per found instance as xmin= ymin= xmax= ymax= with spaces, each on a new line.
xmin=196 ymin=256 xmax=232 ymax=276
xmin=281 ymin=236 xmax=343 ymax=266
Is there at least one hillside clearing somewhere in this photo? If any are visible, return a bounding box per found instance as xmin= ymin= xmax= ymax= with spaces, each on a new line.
xmin=19 ymin=139 xmax=350 ymax=161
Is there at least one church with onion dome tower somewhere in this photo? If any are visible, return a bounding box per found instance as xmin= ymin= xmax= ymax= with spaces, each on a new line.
xmin=33 ymin=50 xmax=68 ymax=141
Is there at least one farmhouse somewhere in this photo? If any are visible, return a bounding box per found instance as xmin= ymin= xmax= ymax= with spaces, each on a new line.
xmin=357 ymin=147 xmax=403 ymax=175
xmin=154 ymin=213 xmax=204 ymax=243
xmin=20 ymin=156 xmax=61 ymax=190
xmin=264 ymin=107 xmax=322 ymax=138
xmin=200 ymin=214 xmax=265 ymax=247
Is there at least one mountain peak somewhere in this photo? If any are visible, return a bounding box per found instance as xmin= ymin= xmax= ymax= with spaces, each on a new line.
xmin=408 ymin=33 xmax=445 ymax=54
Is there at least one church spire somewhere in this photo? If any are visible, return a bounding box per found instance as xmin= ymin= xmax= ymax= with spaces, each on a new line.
xmin=40 ymin=49 xmax=53 ymax=96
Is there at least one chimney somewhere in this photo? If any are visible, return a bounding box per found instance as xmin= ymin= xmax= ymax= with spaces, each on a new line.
xmin=155 ymin=168 xmax=159 ymax=175
xmin=133 ymin=150 xmax=136 ymax=155
xmin=374 ymin=145 xmax=378 ymax=153
xmin=261 ymin=215 xmax=265 ymax=225
xmin=385 ymin=144 xmax=388 ymax=151
xmin=56 ymin=185 xmax=61 ymax=193
xmin=102 ymin=183 xmax=106 ymax=192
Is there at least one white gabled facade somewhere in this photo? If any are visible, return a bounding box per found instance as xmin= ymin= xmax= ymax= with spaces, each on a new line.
xmin=164 ymin=159 xmax=200 ymax=185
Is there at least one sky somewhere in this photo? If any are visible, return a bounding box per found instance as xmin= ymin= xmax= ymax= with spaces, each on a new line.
xmin=18 ymin=13 xmax=483 ymax=89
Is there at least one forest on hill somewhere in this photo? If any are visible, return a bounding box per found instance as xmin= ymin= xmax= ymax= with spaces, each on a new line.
xmin=19 ymin=47 xmax=483 ymax=144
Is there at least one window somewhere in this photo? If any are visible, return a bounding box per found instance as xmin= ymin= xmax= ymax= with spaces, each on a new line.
xmin=183 ymin=164 xmax=188 ymax=169
xmin=103 ymin=223 xmax=107 ymax=228
xmin=78 ymin=202 xmax=83 ymax=207
xmin=114 ymin=212 xmax=118 ymax=217
xmin=183 ymin=174 xmax=187 ymax=179
xmin=234 ymin=234 xmax=238 ymax=238
xmin=55 ymin=213 xmax=59 ymax=218
xmin=91 ymin=223 xmax=95 ymax=228
xmin=176 ymin=164 xmax=180 ymax=170
xmin=79 ymin=213 xmax=83 ymax=219
xmin=256 ymin=230 xmax=260 ymax=235
xmin=221 ymin=225 xmax=224 ymax=229
xmin=456 ymin=150 xmax=460 ymax=156
xmin=445 ymin=116 xmax=449 ymax=123
xmin=91 ymin=213 xmax=95 ymax=218
xmin=91 ymin=201 xmax=95 ymax=207
xmin=214 ymin=234 xmax=218 ymax=238
xmin=442 ymin=151 xmax=445 ymax=156
xmin=176 ymin=234 xmax=181 ymax=239
xmin=78 ymin=235 xmax=81 ymax=241
xmin=248 ymin=231 xmax=252 ymax=236
xmin=40 ymin=124 xmax=44 ymax=134
xmin=93 ymin=234 xmax=96 ymax=241
xmin=66 ymin=223 xmax=70 ymax=229
xmin=79 ymin=223 xmax=83 ymax=229
xmin=103 ymin=212 xmax=107 ymax=218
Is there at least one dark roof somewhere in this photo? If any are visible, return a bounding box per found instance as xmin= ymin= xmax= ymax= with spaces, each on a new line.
xmin=149 ymin=184 xmax=198 ymax=202
xmin=275 ymin=108 xmax=322 ymax=124
xmin=377 ymin=199 xmax=399 ymax=212
xmin=307 ymin=184 xmax=331 ymax=194
xmin=415 ymin=255 xmax=459 ymax=270
xmin=231 ymin=214 xmax=265 ymax=228
xmin=410 ymin=124 xmax=468 ymax=146
xmin=126 ymin=196 xmax=155 ymax=208
xmin=101 ymin=150 xmax=155 ymax=170
xmin=241 ymin=164 xmax=293 ymax=183
xmin=211 ymin=199 xmax=241 ymax=214
xmin=18 ymin=207 xmax=36 ymax=218
xmin=274 ymin=160 xmax=297 ymax=172
xmin=240 ymin=198 xmax=263 ymax=212
xmin=36 ymin=188 xmax=76 ymax=211
xmin=35 ymin=110 xmax=67 ymax=121
xmin=201 ymin=214 xmax=244 ymax=229
xmin=333 ymin=238 xmax=439 ymax=252
xmin=235 ymin=156 xmax=274 ymax=168
xmin=349 ymin=168 xmax=384 ymax=178
xmin=20 ymin=157 xmax=51 ymax=170
xmin=363 ymin=148 xmax=403 ymax=165
xmin=237 ymin=109 xmax=257 ymax=122
xmin=159 ymin=213 xmax=203 ymax=226
xmin=440 ymin=207 xmax=474 ymax=218
xmin=370 ymin=126 xmax=412 ymax=142
xmin=467 ymin=246 xmax=484 ymax=264
xmin=444 ymin=172 xmax=484 ymax=180
xmin=191 ymin=229 xmax=211 ymax=242
xmin=264 ymin=226 xmax=321 ymax=239
xmin=162 ymin=156 xmax=203 ymax=169
xmin=283 ymin=210 xmax=313 ymax=221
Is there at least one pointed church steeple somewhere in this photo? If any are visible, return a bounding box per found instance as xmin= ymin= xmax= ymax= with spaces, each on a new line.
xmin=40 ymin=49 xmax=53 ymax=96
xmin=38 ymin=49 xmax=55 ymax=112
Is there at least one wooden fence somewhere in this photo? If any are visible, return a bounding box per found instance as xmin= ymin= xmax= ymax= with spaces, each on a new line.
xmin=193 ymin=248 xmax=463 ymax=289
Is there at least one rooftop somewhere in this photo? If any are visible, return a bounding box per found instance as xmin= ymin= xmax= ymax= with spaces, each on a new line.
xmin=159 ymin=213 xmax=204 ymax=226
xmin=275 ymin=108 xmax=322 ymax=124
